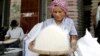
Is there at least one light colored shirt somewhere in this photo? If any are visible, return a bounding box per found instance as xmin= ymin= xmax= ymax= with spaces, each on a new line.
xmin=5 ymin=27 xmax=24 ymax=40
xmin=43 ymin=17 xmax=77 ymax=36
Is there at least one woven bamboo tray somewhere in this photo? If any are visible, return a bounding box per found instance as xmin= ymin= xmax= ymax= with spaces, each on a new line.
xmin=28 ymin=41 xmax=72 ymax=55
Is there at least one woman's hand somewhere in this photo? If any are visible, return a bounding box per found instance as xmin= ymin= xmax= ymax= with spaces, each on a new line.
xmin=70 ymin=44 xmax=77 ymax=52
xmin=4 ymin=36 xmax=10 ymax=40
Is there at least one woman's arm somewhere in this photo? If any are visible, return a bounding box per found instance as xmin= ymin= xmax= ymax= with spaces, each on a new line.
xmin=20 ymin=27 xmax=24 ymax=41
xmin=70 ymin=35 xmax=77 ymax=52
xmin=5 ymin=29 xmax=10 ymax=40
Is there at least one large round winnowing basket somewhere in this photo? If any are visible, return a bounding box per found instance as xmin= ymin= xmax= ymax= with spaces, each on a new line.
xmin=3 ymin=38 xmax=18 ymax=44
xmin=28 ymin=41 xmax=72 ymax=55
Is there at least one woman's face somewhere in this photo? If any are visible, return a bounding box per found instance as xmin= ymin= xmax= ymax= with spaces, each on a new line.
xmin=52 ymin=6 xmax=66 ymax=22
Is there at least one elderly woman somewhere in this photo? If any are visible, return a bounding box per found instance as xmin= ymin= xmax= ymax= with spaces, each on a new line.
xmin=24 ymin=0 xmax=78 ymax=56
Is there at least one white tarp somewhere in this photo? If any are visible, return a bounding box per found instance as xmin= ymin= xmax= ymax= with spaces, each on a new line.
xmin=23 ymin=23 xmax=43 ymax=56
xmin=75 ymin=29 xmax=100 ymax=56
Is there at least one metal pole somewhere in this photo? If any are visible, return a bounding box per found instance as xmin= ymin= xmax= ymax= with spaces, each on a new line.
xmin=2 ymin=0 xmax=5 ymax=27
